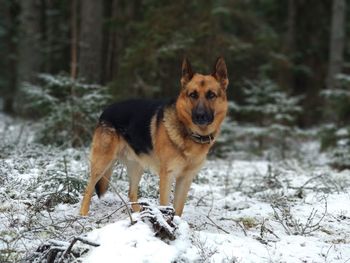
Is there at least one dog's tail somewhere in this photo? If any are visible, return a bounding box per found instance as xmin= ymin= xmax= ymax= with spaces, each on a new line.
xmin=95 ymin=173 xmax=111 ymax=197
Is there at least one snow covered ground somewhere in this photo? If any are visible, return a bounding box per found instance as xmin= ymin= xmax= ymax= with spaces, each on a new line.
xmin=0 ymin=114 xmax=350 ymax=262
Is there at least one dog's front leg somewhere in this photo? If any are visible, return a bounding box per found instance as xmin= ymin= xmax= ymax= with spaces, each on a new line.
xmin=159 ymin=167 xmax=173 ymax=206
xmin=173 ymin=171 xmax=196 ymax=216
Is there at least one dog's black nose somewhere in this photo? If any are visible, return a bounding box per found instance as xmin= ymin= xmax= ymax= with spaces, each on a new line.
xmin=192 ymin=101 xmax=214 ymax=126
xmin=192 ymin=110 xmax=214 ymax=126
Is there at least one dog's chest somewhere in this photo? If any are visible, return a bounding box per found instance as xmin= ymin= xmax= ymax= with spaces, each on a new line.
xmin=119 ymin=141 xmax=205 ymax=177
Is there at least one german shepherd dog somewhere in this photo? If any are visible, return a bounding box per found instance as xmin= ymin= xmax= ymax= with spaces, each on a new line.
xmin=80 ymin=57 xmax=229 ymax=216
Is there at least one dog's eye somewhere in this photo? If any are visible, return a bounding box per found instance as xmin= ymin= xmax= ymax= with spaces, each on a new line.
xmin=188 ymin=91 xmax=198 ymax=99
xmin=206 ymin=91 xmax=217 ymax=100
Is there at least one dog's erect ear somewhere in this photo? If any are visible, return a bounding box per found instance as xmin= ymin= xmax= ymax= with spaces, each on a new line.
xmin=212 ymin=57 xmax=229 ymax=89
xmin=181 ymin=57 xmax=194 ymax=87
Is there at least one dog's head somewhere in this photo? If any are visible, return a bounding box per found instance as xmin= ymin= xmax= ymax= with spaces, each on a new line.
xmin=176 ymin=57 xmax=229 ymax=136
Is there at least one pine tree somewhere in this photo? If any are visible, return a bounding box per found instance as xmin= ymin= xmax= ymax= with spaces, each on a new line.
xmin=20 ymin=74 xmax=111 ymax=146
xmin=321 ymin=73 xmax=350 ymax=169
xmin=234 ymin=79 xmax=302 ymax=157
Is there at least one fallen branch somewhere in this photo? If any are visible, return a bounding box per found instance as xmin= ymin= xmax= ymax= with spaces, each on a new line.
xmin=206 ymin=215 xmax=230 ymax=234
xmin=62 ymin=236 xmax=100 ymax=258
xmin=29 ymin=236 xmax=99 ymax=263
xmin=99 ymin=170 xmax=136 ymax=225
xmin=137 ymin=201 xmax=177 ymax=240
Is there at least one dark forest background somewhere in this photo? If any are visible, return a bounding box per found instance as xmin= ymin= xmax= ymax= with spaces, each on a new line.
xmin=2 ymin=2 xmax=350 ymax=262
xmin=0 ymin=0 xmax=349 ymax=128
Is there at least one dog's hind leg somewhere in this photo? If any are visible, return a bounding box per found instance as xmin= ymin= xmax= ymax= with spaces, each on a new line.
xmin=125 ymin=160 xmax=143 ymax=212
xmin=80 ymin=125 xmax=119 ymax=216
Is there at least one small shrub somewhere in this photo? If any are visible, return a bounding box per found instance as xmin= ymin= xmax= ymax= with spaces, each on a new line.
xmin=218 ymin=79 xmax=302 ymax=158
xmin=239 ymin=79 xmax=302 ymax=126
xmin=320 ymin=126 xmax=350 ymax=170
xmin=239 ymin=217 xmax=258 ymax=229
xmin=321 ymin=74 xmax=350 ymax=125
xmin=271 ymin=198 xmax=327 ymax=236
xmin=320 ymin=125 xmax=338 ymax=151
xmin=20 ymin=74 xmax=111 ymax=147
xmin=329 ymin=128 xmax=350 ymax=170
xmin=320 ymin=74 xmax=350 ymax=170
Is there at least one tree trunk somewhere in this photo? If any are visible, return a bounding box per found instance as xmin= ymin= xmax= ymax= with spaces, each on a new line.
xmin=285 ymin=0 xmax=296 ymax=54
xmin=71 ymin=0 xmax=78 ymax=80
xmin=0 ymin=0 xmax=19 ymax=114
xmin=78 ymin=0 xmax=103 ymax=84
xmin=326 ymin=0 xmax=346 ymax=89
xmin=18 ymin=0 xmax=42 ymax=83
xmin=105 ymin=0 xmax=119 ymax=83
xmin=277 ymin=0 xmax=296 ymax=93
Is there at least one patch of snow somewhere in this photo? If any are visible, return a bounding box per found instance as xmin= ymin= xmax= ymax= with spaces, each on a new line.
xmin=1 ymin=113 xmax=350 ymax=262
xmin=84 ymin=216 xmax=191 ymax=263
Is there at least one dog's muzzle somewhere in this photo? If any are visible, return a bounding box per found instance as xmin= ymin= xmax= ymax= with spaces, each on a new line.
xmin=192 ymin=107 xmax=214 ymax=126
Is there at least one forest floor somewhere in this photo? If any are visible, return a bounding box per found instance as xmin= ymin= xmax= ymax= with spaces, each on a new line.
xmin=0 ymin=113 xmax=350 ymax=263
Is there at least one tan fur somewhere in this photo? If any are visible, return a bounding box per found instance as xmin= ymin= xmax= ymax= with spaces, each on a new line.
xmin=80 ymin=58 xmax=228 ymax=216
xmin=80 ymin=125 xmax=120 ymax=216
